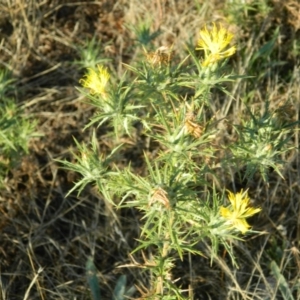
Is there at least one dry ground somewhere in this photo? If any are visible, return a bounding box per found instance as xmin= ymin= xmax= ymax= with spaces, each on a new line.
xmin=0 ymin=0 xmax=300 ymax=299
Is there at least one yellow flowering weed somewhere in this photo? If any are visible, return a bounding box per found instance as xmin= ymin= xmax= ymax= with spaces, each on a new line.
xmin=220 ymin=190 xmax=261 ymax=234
xmin=196 ymin=23 xmax=236 ymax=67
xmin=79 ymin=64 xmax=110 ymax=95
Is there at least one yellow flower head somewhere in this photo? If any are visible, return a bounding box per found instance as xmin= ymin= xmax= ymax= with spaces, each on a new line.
xmin=196 ymin=23 xmax=236 ymax=67
xmin=220 ymin=190 xmax=261 ymax=234
xmin=79 ymin=65 xmax=110 ymax=95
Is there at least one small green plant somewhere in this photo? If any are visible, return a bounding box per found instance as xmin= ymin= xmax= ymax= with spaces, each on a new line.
xmin=60 ymin=23 xmax=296 ymax=298
xmin=0 ymin=69 xmax=38 ymax=185
xmin=270 ymin=260 xmax=296 ymax=300
xmin=86 ymin=257 xmax=135 ymax=300
xmin=126 ymin=18 xmax=162 ymax=46
xmin=75 ymin=36 xmax=111 ymax=70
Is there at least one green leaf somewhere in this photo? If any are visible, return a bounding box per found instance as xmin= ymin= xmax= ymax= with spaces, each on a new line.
xmin=270 ymin=260 xmax=294 ymax=300
xmin=112 ymin=275 xmax=127 ymax=300
xmin=86 ymin=257 xmax=101 ymax=300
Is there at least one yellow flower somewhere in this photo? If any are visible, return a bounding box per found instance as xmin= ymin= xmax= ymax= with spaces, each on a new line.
xmin=196 ymin=23 xmax=236 ymax=67
xmin=79 ymin=65 xmax=110 ymax=95
xmin=220 ymin=190 xmax=261 ymax=234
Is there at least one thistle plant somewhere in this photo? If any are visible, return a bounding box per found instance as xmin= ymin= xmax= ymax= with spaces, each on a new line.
xmin=75 ymin=36 xmax=111 ymax=69
xmin=0 ymin=69 xmax=38 ymax=185
xmin=229 ymin=101 xmax=296 ymax=182
xmin=60 ymin=23 xmax=296 ymax=298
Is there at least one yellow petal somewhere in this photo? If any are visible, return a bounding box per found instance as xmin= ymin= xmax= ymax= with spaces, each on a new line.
xmin=79 ymin=65 xmax=110 ymax=95
xmin=196 ymin=23 xmax=236 ymax=66
xmin=220 ymin=189 xmax=261 ymax=234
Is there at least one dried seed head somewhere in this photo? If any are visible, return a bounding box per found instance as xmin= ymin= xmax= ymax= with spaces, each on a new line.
xmin=149 ymin=187 xmax=170 ymax=209
xmin=146 ymin=46 xmax=173 ymax=67
xmin=184 ymin=113 xmax=203 ymax=138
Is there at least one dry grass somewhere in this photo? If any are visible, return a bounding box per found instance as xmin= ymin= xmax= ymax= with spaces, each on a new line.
xmin=0 ymin=0 xmax=299 ymax=299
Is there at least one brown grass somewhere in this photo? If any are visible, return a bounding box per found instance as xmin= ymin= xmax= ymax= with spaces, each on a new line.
xmin=0 ymin=0 xmax=299 ymax=299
